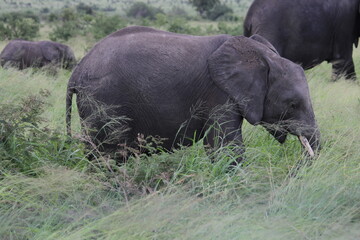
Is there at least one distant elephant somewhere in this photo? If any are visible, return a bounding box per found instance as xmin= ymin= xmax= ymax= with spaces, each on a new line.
xmin=244 ymin=0 xmax=360 ymax=80
xmin=66 ymin=26 xmax=320 ymax=163
xmin=0 ymin=40 xmax=76 ymax=70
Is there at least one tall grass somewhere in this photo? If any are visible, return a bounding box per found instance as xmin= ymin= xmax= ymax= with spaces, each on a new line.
xmin=1 ymin=41 xmax=360 ymax=240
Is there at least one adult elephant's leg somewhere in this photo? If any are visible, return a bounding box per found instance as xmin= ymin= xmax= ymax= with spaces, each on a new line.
xmin=204 ymin=104 xmax=244 ymax=165
xmin=332 ymin=58 xmax=356 ymax=81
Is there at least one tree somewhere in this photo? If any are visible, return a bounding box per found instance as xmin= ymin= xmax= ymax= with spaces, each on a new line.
xmin=0 ymin=12 xmax=40 ymax=40
xmin=188 ymin=0 xmax=219 ymax=16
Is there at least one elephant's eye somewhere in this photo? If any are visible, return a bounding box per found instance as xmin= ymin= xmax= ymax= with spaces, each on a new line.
xmin=290 ymin=101 xmax=298 ymax=109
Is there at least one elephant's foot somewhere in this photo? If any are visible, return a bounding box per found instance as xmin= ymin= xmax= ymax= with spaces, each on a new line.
xmin=332 ymin=60 xmax=357 ymax=81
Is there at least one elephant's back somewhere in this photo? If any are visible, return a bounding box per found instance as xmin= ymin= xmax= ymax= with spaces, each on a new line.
xmin=73 ymin=26 xmax=229 ymax=89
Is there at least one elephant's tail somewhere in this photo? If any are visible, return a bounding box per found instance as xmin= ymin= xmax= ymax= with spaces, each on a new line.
xmin=66 ymin=85 xmax=75 ymax=137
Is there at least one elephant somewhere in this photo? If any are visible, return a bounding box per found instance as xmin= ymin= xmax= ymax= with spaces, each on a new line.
xmin=244 ymin=0 xmax=360 ymax=81
xmin=0 ymin=40 xmax=76 ymax=70
xmin=66 ymin=26 xmax=320 ymax=163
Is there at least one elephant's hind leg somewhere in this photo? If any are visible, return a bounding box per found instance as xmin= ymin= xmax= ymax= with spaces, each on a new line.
xmin=332 ymin=58 xmax=356 ymax=81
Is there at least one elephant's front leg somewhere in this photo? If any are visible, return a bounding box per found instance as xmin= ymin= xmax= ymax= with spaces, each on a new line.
xmin=332 ymin=58 xmax=356 ymax=81
xmin=204 ymin=106 xmax=244 ymax=165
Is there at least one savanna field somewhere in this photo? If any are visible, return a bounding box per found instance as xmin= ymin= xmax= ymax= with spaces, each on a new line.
xmin=1 ymin=1 xmax=360 ymax=239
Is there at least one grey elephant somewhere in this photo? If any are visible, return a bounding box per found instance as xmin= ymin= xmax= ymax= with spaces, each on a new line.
xmin=66 ymin=26 xmax=320 ymax=163
xmin=244 ymin=0 xmax=360 ymax=80
xmin=0 ymin=40 xmax=76 ymax=70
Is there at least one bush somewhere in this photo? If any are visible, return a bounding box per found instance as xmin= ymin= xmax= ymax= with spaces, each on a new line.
xmin=154 ymin=13 xmax=168 ymax=27
xmin=76 ymin=2 xmax=98 ymax=15
xmin=206 ymin=3 xmax=233 ymax=20
xmin=0 ymin=90 xmax=85 ymax=174
xmin=217 ymin=22 xmax=242 ymax=36
xmin=49 ymin=8 xmax=94 ymax=41
xmin=167 ymin=18 xmax=202 ymax=35
xmin=189 ymin=0 xmax=219 ymax=16
xmin=49 ymin=21 xmax=78 ymax=41
xmin=91 ymin=14 xmax=126 ymax=40
xmin=127 ymin=2 xmax=164 ymax=20
xmin=0 ymin=11 xmax=40 ymax=40
xmin=168 ymin=6 xmax=189 ymax=18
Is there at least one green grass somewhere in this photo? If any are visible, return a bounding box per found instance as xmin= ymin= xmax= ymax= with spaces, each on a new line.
xmin=1 ymin=21 xmax=360 ymax=240
xmin=0 ymin=0 xmax=253 ymax=16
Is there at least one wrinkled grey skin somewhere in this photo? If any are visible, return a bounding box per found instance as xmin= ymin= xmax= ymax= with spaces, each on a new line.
xmin=244 ymin=0 xmax=360 ymax=80
xmin=66 ymin=26 xmax=320 ymax=162
xmin=0 ymin=40 xmax=76 ymax=70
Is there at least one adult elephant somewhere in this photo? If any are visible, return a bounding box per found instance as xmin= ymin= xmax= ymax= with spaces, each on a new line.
xmin=244 ymin=0 xmax=360 ymax=80
xmin=0 ymin=40 xmax=76 ymax=70
xmin=66 ymin=26 xmax=320 ymax=163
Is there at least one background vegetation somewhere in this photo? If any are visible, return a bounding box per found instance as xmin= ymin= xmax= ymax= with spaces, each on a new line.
xmin=1 ymin=0 xmax=360 ymax=239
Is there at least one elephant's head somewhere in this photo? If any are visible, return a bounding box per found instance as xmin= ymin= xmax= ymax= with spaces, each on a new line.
xmin=41 ymin=42 xmax=76 ymax=70
xmin=208 ymin=34 xmax=320 ymax=156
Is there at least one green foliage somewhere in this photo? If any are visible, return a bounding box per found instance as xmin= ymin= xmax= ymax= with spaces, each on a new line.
xmin=0 ymin=90 xmax=85 ymax=175
xmin=189 ymin=0 xmax=220 ymax=16
xmin=76 ymin=2 xmax=98 ymax=15
xmin=168 ymin=6 xmax=189 ymax=18
xmin=154 ymin=13 xmax=168 ymax=26
xmin=49 ymin=22 xmax=77 ymax=41
xmin=206 ymin=3 xmax=233 ymax=20
xmin=0 ymin=11 xmax=40 ymax=40
xmin=167 ymin=17 xmax=201 ymax=35
xmin=49 ymin=8 xmax=94 ymax=41
xmin=126 ymin=1 xmax=164 ymax=20
xmin=91 ymin=14 xmax=126 ymax=40
xmin=217 ymin=21 xmax=243 ymax=36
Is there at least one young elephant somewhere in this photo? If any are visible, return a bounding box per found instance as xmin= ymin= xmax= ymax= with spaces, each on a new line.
xmin=0 ymin=40 xmax=76 ymax=70
xmin=66 ymin=26 xmax=320 ymax=162
xmin=244 ymin=0 xmax=360 ymax=80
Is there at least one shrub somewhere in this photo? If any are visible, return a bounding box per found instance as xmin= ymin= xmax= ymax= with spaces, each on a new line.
xmin=76 ymin=2 xmax=98 ymax=15
xmin=91 ymin=14 xmax=126 ymax=40
xmin=126 ymin=2 xmax=164 ymax=20
xmin=40 ymin=7 xmax=50 ymax=14
xmin=49 ymin=8 xmax=94 ymax=41
xmin=48 ymin=12 xmax=58 ymax=22
xmin=189 ymin=0 xmax=219 ymax=16
xmin=49 ymin=22 xmax=78 ymax=41
xmin=206 ymin=3 xmax=233 ymax=20
xmin=0 ymin=90 xmax=85 ymax=174
xmin=60 ymin=7 xmax=77 ymax=22
xmin=167 ymin=18 xmax=202 ymax=35
xmin=154 ymin=13 xmax=168 ymax=27
xmin=217 ymin=21 xmax=242 ymax=36
xmin=0 ymin=11 xmax=40 ymax=40
xmin=168 ymin=6 xmax=189 ymax=18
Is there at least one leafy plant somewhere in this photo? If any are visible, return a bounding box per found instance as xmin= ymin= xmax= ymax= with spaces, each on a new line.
xmin=0 ymin=11 xmax=40 ymax=40
xmin=49 ymin=8 xmax=94 ymax=41
xmin=91 ymin=14 xmax=126 ymax=40
xmin=189 ymin=0 xmax=219 ymax=17
xmin=126 ymin=2 xmax=164 ymax=20
xmin=206 ymin=3 xmax=233 ymax=20
xmin=0 ymin=90 xmax=85 ymax=174
xmin=167 ymin=17 xmax=202 ymax=35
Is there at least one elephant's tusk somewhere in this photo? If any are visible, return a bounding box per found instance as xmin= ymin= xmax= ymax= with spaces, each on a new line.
xmin=298 ymin=136 xmax=315 ymax=157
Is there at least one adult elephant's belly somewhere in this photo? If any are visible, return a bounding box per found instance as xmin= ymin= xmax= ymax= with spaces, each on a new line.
xmin=77 ymin=84 xmax=218 ymax=151
xmin=283 ymin=41 xmax=332 ymax=70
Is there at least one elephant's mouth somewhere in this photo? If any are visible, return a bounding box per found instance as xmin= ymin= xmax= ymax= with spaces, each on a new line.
xmin=264 ymin=122 xmax=320 ymax=157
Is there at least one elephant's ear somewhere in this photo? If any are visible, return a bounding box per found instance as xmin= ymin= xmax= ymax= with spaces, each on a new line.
xmin=250 ymin=34 xmax=279 ymax=55
xmin=208 ymin=36 xmax=268 ymax=125
xmin=41 ymin=43 xmax=60 ymax=62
